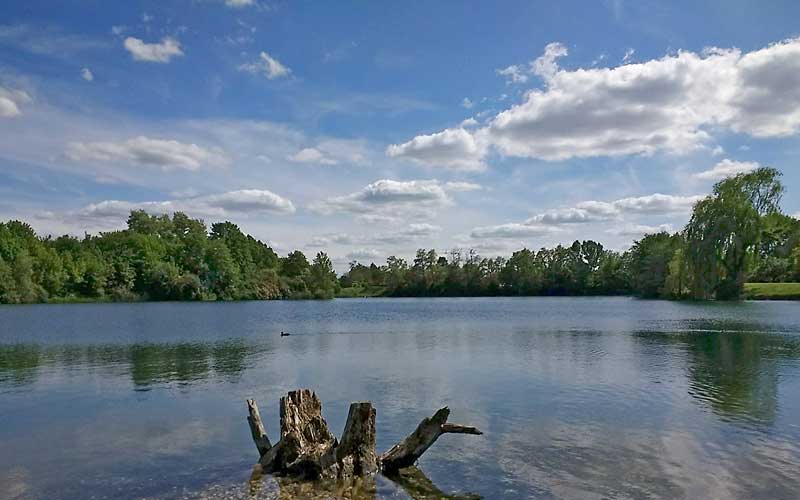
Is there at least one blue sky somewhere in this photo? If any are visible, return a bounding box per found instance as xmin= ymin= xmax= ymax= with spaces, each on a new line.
xmin=1 ymin=0 xmax=799 ymax=268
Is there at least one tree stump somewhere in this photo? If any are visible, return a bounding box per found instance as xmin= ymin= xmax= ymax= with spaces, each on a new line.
xmin=246 ymin=389 xmax=482 ymax=482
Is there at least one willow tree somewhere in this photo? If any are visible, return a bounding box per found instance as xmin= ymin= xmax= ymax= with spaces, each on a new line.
xmin=685 ymin=167 xmax=784 ymax=300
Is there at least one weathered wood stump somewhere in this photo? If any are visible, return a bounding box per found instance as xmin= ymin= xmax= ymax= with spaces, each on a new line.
xmin=246 ymin=389 xmax=482 ymax=481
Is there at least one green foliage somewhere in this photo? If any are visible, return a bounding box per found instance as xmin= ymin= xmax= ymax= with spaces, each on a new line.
xmin=1 ymin=171 xmax=797 ymax=305
xmin=628 ymin=232 xmax=684 ymax=298
xmin=0 ymin=211 xmax=331 ymax=304
xmin=685 ymin=167 xmax=785 ymax=299
xmin=344 ymin=241 xmax=633 ymax=297
xmin=743 ymin=282 xmax=800 ymax=300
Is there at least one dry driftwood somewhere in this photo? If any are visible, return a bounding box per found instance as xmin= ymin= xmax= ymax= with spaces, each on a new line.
xmin=246 ymin=389 xmax=482 ymax=481
xmin=380 ymin=407 xmax=482 ymax=474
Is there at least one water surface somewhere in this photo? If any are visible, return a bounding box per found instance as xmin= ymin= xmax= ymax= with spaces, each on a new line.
xmin=1 ymin=297 xmax=800 ymax=499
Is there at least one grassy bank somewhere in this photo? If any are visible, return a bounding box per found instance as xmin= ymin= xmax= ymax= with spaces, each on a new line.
xmin=744 ymin=283 xmax=800 ymax=300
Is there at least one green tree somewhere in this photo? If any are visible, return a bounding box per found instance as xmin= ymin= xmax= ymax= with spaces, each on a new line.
xmin=307 ymin=252 xmax=338 ymax=299
xmin=685 ymin=167 xmax=784 ymax=299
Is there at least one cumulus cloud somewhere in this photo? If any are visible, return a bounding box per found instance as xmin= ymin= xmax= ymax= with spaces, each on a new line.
xmin=471 ymin=223 xmax=561 ymax=239
xmin=0 ymin=87 xmax=31 ymax=118
xmin=65 ymin=136 xmax=227 ymax=170
xmin=312 ymin=179 xmax=451 ymax=217
xmin=287 ymin=140 xmax=367 ymax=166
xmin=81 ymin=67 xmax=93 ymax=81
xmin=461 ymin=97 xmax=473 ymax=109
xmin=346 ymin=249 xmax=380 ymax=260
xmin=309 ymin=223 xmax=441 ymax=249
xmin=386 ymin=127 xmax=487 ymax=171
xmin=693 ymin=158 xmax=760 ymax=181
xmin=611 ymin=193 xmax=703 ymax=214
xmin=124 ymin=37 xmax=183 ymax=63
xmin=288 ymin=147 xmax=337 ymax=165
xmin=496 ymin=42 xmax=567 ymax=85
xmin=523 ymin=193 xmax=701 ymax=226
xmin=73 ymin=189 xmax=295 ymax=221
xmin=238 ymin=51 xmax=291 ymax=79
xmin=394 ymin=38 xmax=800 ymax=166
xmin=368 ymin=223 xmax=442 ymax=244
xmin=471 ymin=193 xmax=701 ymax=240
xmin=307 ymin=234 xmax=353 ymax=247
xmin=531 ymin=42 xmax=568 ymax=80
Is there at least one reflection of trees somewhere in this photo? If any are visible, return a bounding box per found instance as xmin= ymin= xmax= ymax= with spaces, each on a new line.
xmin=248 ymin=466 xmax=481 ymax=500
xmin=383 ymin=467 xmax=482 ymax=500
xmin=638 ymin=321 xmax=800 ymax=424
xmin=0 ymin=344 xmax=40 ymax=387
xmin=0 ymin=340 xmax=255 ymax=390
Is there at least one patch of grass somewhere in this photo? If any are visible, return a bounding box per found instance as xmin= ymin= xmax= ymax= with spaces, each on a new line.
xmin=744 ymin=282 xmax=800 ymax=300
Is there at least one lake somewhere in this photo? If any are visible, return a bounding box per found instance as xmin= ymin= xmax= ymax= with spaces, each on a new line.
xmin=1 ymin=297 xmax=800 ymax=499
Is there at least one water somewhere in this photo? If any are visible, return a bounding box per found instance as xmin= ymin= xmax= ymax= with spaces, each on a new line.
xmin=1 ymin=297 xmax=799 ymax=499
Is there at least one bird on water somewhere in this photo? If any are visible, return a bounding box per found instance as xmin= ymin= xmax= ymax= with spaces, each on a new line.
xmin=280 ymin=331 xmax=290 ymax=337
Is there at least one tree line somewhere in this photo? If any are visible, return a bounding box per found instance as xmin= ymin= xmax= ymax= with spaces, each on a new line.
xmin=342 ymin=168 xmax=799 ymax=300
xmin=0 ymin=211 xmax=339 ymax=303
xmin=1 ymin=167 xmax=798 ymax=304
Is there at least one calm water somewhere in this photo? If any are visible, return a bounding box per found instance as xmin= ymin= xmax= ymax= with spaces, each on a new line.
xmin=1 ymin=297 xmax=800 ymax=499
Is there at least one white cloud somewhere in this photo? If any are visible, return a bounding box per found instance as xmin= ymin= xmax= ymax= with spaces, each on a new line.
xmin=0 ymin=87 xmax=31 ymax=118
xmin=471 ymin=193 xmax=701 ymax=240
xmin=73 ymin=189 xmax=295 ymax=221
xmin=310 ymin=223 xmax=441 ymax=248
xmin=527 ymin=206 xmax=614 ymax=225
xmin=496 ymin=42 xmax=567 ymax=85
xmin=0 ymin=97 xmax=20 ymax=118
xmin=225 ymin=0 xmax=255 ymax=7
xmin=459 ymin=117 xmax=479 ymax=128
xmin=111 ymin=25 xmax=126 ymax=36
xmin=288 ymin=147 xmax=338 ymax=165
xmin=531 ymin=42 xmax=568 ymax=80
xmin=65 ymin=136 xmax=227 ymax=170
xmin=81 ymin=68 xmax=93 ymax=81
xmin=525 ymin=194 xmax=701 ymax=226
xmin=461 ymin=97 xmax=473 ymax=109
xmin=308 ymin=234 xmax=353 ymax=247
xmin=610 ymin=193 xmax=703 ymax=214
xmin=313 ymin=179 xmax=451 ymax=217
xmin=238 ymin=51 xmax=291 ymax=79
xmin=622 ymin=48 xmax=635 ymax=64
xmin=386 ymin=127 xmax=487 ymax=171
xmin=346 ymin=249 xmax=380 ymax=260
xmin=124 ymin=37 xmax=183 ymax=63
xmin=471 ymin=223 xmax=561 ymax=239
xmin=693 ymin=158 xmax=760 ymax=181
xmin=368 ymin=223 xmax=442 ymax=244
xmin=396 ymin=38 xmax=800 ymax=166
xmin=443 ymin=181 xmax=482 ymax=192
xmin=497 ymin=64 xmax=529 ymax=84
xmin=286 ymin=139 xmax=368 ymax=166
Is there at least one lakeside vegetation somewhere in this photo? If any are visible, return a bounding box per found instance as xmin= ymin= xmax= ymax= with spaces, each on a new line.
xmin=1 ymin=168 xmax=798 ymax=304
xmin=743 ymin=282 xmax=800 ymax=300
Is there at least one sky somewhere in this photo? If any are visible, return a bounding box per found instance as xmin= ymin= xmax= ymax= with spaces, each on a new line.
xmin=1 ymin=0 xmax=800 ymax=269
